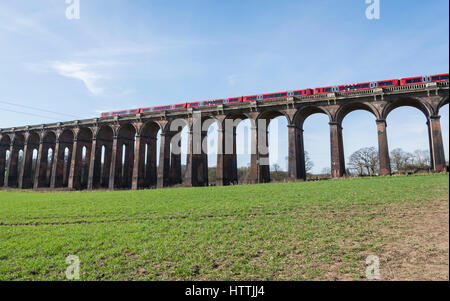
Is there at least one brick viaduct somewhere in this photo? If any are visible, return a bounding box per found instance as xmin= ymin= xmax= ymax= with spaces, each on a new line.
xmin=0 ymin=81 xmax=448 ymax=191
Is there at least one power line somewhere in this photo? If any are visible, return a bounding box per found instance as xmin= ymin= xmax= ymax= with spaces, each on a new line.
xmin=0 ymin=108 xmax=62 ymax=121
xmin=0 ymin=99 xmax=84 ymax=119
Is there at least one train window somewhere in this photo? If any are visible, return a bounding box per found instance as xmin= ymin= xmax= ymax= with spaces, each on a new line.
xmin=431 ymin=75 xmax=449 ymax=81
xmin=294 ymin=91 xmax=303 ymax=96
xmin=323 ymin=88 xmax=332 ymax=92
xmin=246 ymin=96 xmax=257 ymax=101
xmin=406 ymin=78 xmax=422 ymax=84
xmin=229 ymin=98 xmax=239 ymax=103
xmin=263 ymin=93 xmax=287 ymax=99
xmin=379 ymin=81 xmax=393 ymax=87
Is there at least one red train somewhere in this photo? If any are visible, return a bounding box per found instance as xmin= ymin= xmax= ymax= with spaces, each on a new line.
xmin=100 ymin=73 xmax=448 ymax=117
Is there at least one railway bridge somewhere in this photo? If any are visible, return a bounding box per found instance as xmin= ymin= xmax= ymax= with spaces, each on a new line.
xmin=0 ymin=81 xmax=448 ymax=190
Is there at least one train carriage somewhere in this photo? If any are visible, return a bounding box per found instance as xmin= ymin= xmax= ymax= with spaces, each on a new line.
xmin=430 ymin=73 xmax=449 ymax=82
xmin=375 ymin=79 xmax=400 ymax=88
xmin=314 ymin=86 xmax=337 ymax=95
xmin=400 ymin=75 xmax=430 ymax=85
xmin=187 ymin=102 xmax=200 ymax=108
xmin=338 ymin=82 xmax=371 ymax=92
xmin=292 ymin=89 xmax=313 ymax=96
xmin=173 ymin=103 xmax=187 ymax=110
xmin=153 ymin=105 xmax=173 ymax=112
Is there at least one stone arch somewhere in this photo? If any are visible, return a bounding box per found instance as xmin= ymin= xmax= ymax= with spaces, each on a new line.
xmin=201 ymin=117 xmax=221 ymax=186
xmin=294 ymin=106 xmax=332 ymax=128
xmin=56 ymin=129 xmax=75 ymax=188
xmin=257 ymin=109 xmax=290 ymax=124
xmin=383 ymin=97 xmax=437 ymax=173
xmin=256 ymin=109 xmax=291 ymax=182
xmin=6 ymin=133 xmax=25 ymax=187
xmin=437 ymin=96 xmax=449 ymax=115
xmin=34 ymin=131 xmax=57 ymax=188
xmin=291 ymin=106 xmax=334 ymax=179
xmin=336 ymin=101 xmax=380 ymax=125
xmin=382 ymin=96 xmax=432 ymax=120
xmin=136 ymin=121 xmax=162 ymax=189
xmin=91 ymin=125 xmax=114 ymax=189
xmin=77 ymin=127 xmax=93 ymax=142
xmin=220 ymin=112 xmax=255 ymax=185
xmin=113 ymin=123 xmax=137 ymax=189
xmin=20 ymin=132 xmax=40 ymax=188
xmin=68 ymin=127 xmax=93 ymax=190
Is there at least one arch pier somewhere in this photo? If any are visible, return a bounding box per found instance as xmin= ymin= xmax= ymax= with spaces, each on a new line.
xmin=0 ymin=81 xmax=448 ymax=190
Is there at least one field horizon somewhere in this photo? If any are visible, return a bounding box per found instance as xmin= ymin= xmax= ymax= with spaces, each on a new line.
xmin=0 ymin=174 xmax=448 ymax=281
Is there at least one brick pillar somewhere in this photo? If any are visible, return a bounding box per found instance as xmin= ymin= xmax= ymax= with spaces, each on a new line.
xmin=124 ymin=141 xmax=134 ymax=189
xmin=68 ymin=139 xmax=82 ymax=190
xmin=250 ymin=123 xmax=259 ymax=184
xmin=288 ymin=125 xmax=306 ymax=181
xmin=222 ymin=125 xmax=237 ymax=185
xmin=145 ymin=137 xmax=158 ymax=188
xmin=113 ymin=140 xmax=124 ymax=189
xmin=50 ymin=140 xmax=60 ymax=188
xmin=169 ymin=151 xmax=182 ymax=186
xmin=64 ymin=145 xmax=72 ymax=187
xmin=18 ymin=143 xmax=35 ymax=189
xmin=33 ymin=141 xmax=49 ymax=189
xmin=108 ymin=136 xmax=118 ymax=190
xmin=199 ymin=130 xmax=208 ymax=186
xmin=376 ymin=120 xmax=391 ymax=176
xmin=157 ymin=133 xmax=171 ymax=188
xmin=132 ymin=135 xmax=144 ymax=190
xmin=5 ymin=144 xmax=19 ymax=188
xmin=427 ymin=115 xmax=446 ymax=172
xmin=216 ymin=128 xmax=225 ymax=186
xmin=50 ymin=140 xmax=65 ymax=189
xmin=185 ymin=130 xmax=194 ymax=187
xmin=102 ymin=143 xmax=112 ymax=188
xmin=0 ymin=146 xmax=6 ymax=187
xmin=258 ymin=126 xmax=270 ymax=183
xmin=330 ymin=122 xmax=345 ymax=178
xmin=87 ymin=138 xmax=98 ymax=190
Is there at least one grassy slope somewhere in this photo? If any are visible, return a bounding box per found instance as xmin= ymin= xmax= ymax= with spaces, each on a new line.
xmin=0 ymin=174 xmax=448 ymax=280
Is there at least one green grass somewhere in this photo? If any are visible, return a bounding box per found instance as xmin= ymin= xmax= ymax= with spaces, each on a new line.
xmin=0 ymin=174 xmax=448 ymax=281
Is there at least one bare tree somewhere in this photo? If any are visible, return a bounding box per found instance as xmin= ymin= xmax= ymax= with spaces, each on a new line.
xmin=272 ymin=163 xmax=280 ymax=173
xmin=305 ymin=151 xmax=314 ymax=174
xmin=390 ymin=148 xmax=413 ymax=173
xmin=321 ymin=167 xmax=331 ymax=176
xmin=412 ymin=150 xmax=430 ymax=168
xmin=348 ymin=147 xmax=379 ymax=176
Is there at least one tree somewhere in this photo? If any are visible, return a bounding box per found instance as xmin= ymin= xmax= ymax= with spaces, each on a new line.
xmin=348 ymin=147 xmax=379 ymax=176
xmin=272 ymin=163 xmax=281 ymax=173
xmin=321 ymin=167 xmax=331 ymax=176
xmin=305 ymin=151 xmax=314 ymax=174
xmin=390 ymin=148 xmax=413 ymax=173
xmin=412 ymin=150 xmax=430 ymax=168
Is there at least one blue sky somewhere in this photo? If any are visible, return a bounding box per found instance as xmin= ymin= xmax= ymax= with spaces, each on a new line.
xmin=0 ymin=0 xmax=448 ymax=173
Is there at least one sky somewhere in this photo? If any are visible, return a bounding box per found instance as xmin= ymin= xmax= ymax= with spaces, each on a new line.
xmin=0 ymin=0 xmax=448 ymax=173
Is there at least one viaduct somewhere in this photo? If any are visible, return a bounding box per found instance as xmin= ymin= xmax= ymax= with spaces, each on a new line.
xmin=0 ymin=81 xmax=448 ymax=191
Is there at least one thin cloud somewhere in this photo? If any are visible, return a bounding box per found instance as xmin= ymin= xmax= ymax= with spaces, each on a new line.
xmin=49 ymin=61 xmax=118 ymax=95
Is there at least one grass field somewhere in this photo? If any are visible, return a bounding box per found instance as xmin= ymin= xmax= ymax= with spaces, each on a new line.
xmin=0 ymin=174 xmax=448 ymax=281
